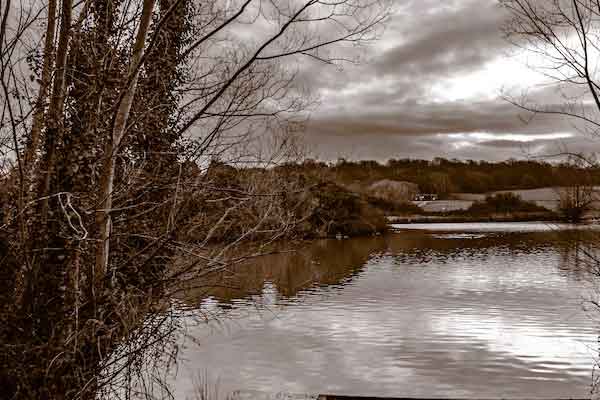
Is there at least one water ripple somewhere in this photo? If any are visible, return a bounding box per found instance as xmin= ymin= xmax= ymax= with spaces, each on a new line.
xmin=174 ymin=226 xmax=600 ymax=400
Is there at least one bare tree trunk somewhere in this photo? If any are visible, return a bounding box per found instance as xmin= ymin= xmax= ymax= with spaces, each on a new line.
xmin=96 ymin=0 xmax=155 ymax=282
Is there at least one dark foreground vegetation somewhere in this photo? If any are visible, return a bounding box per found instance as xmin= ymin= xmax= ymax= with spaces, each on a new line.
xmin=0 ymin=0 xmax=390 ymax=398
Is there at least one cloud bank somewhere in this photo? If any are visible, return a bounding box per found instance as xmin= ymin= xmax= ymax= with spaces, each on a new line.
xmin=299 ymin=0 xmax=600 ymax=161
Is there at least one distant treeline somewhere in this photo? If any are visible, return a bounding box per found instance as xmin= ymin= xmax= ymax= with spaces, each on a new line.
xmin=273 ymin=157 xmax=600 ymax=194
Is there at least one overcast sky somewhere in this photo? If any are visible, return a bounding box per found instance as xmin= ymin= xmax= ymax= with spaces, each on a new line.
xmin=297 ymin=0 xmax=600 ymax=162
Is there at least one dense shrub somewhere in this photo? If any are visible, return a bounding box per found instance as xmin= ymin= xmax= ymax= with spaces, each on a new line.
xmin=468 ymin=193 xmax=547 ymax=215
xmin=301 ymin=181 xmax=388 ymax=237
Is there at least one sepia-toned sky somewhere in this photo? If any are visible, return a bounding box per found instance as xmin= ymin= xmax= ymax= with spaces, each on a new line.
xmin=299 ymin=0 xmax=600 ymax=162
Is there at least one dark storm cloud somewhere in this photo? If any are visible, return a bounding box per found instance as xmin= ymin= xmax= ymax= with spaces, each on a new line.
xmin=307 ymin=97 xmax=577 ymax=138
xmin=297 ymin=0 xmax=510 ymax=99
xmin=374 ymin=0 xmax=508 ymax=79
xmin=300 ymin=0 xmax=510 ymax=99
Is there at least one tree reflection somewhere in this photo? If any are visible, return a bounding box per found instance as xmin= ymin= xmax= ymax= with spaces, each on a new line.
xmin=180 ymin=228 xmax=600 ymax=308
xmin=181 ymin=236 xmax=388 ymax=305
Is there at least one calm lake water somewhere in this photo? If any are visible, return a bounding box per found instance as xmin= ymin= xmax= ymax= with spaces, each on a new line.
xmin=174 ymin=222 xmax=600 ymax=399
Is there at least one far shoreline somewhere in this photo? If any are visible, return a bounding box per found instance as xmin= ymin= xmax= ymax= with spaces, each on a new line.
xmin=386 ymin=212 xmax=566 ymax=225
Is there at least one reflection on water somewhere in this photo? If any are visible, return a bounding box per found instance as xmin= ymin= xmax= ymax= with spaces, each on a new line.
xmin=174 ymin=223 xmax=600 ymax=399
xmin=183 ymin=237 xmax=388 ymax=305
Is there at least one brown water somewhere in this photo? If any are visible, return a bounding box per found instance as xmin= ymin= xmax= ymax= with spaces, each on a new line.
xmin=174 ymin=223 xmax=600 ymax=399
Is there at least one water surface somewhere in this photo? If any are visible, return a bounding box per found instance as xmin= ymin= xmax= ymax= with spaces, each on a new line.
xmin=175 ymin=223 xmax=600 ymax=399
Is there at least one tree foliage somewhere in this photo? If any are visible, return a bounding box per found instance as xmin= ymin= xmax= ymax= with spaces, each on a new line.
xmin=279 ymin=157 xmax=600 ymax=195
